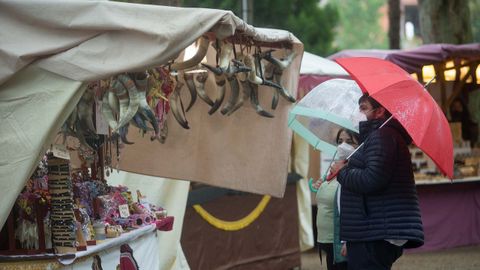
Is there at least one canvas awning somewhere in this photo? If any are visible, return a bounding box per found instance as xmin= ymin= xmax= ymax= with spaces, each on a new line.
xmin=0 ymin=0 xmax=303 ymax=230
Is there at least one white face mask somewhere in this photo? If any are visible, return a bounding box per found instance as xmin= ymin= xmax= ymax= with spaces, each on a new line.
xmin=336 ymin=142 xmax=355 ymax=160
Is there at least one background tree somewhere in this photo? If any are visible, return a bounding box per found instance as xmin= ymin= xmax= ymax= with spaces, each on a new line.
xmin=182 ymin=0 xmax=339 ymax=56
xmin=418 ymin=0 xmax=473 ymax=44
xmin=470 ymin=0 xmax=480 ymax=42
xmin=331 ymin=0 xmax=388 ymax=50
xmin=388 ymin=0 xmax=400 ymax=49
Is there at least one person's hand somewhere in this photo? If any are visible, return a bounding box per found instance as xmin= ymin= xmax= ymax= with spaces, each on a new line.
xmin=341 ymin=243 xmax=347 ymax=257
xmin=312 ymin=179 xmax=322 ymax=189
xmin=330 ymin=160 xmax=347 ymax=175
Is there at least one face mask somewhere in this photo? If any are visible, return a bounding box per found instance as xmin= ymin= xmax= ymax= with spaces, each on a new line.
xmin=336 ymin=142 xmax=355 ymax=160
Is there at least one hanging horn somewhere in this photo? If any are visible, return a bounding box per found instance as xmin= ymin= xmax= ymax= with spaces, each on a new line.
xmin=171 ymin=37 xmax=210 ymax=71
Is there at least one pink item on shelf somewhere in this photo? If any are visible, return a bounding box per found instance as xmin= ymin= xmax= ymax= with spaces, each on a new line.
xmin=155 ymin=216 xmax=174 ymax=231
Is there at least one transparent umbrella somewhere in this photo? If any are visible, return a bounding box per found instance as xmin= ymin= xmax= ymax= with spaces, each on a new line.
xmin=288 ymin=78 xmax=366 ymax=157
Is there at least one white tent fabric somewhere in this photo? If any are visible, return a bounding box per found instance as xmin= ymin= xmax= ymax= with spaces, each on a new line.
xmin=0 ymin=0 xmax=303 ymax=231
xmin=0 ymin=1 xmax=297 ymax=85
xmin=106 ymin=172 xmax=191 ymax=270
xmin=300 ymin=51 xmax=348 ymax=76
xmin=0 ymin=65 xmax=86 ymax=232
xmin=292 ymin=134 xmax=315 ymax=251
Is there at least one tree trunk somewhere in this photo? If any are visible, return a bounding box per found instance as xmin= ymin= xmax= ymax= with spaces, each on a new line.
xmin=418 ymin=0 xmax=472 ymax=44
xmin=388 ymin=0 xmax=400 ymax=49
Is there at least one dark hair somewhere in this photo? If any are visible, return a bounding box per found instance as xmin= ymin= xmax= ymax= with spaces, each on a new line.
xmin=336 ymin=128 xmax=359 ymax=145
xmin=449 ymin=98 xmax=469 ymax=115
xmin=358 ymin=94 xmax=392 ymax=118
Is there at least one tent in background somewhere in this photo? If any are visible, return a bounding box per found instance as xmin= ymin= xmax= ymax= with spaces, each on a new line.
xmin=297 ymin=51 xmax=349 ymax=98
xmin=329 ymin=43 xmax=480 ymax=110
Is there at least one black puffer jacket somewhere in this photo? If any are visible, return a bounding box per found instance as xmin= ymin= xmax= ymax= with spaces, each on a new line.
xmin=337 ymin=118 xmax=424 ymax=248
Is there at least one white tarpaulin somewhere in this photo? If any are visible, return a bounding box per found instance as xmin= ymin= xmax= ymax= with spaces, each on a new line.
xmin=300 ymin=51 xmax=348 ymax=76
xmin=0 ymin=0 xmax=302 ymax=237
xmin=0 ymin=0 xmax=299 ymax=85
xmin=106 ymin=173 xmax=191 ymax=270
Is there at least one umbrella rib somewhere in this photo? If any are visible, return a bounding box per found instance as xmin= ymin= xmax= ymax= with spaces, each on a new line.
xmin=290 ymin=106 xmax=359 ymax=132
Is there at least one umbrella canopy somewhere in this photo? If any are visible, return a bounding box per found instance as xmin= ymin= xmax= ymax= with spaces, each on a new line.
xmin=336 ymin=57 xmax=453 ymax=178
xmin=288 ymin=79 xmax=365 ymax=156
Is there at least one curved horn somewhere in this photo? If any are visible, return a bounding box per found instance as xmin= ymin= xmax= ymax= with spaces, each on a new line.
xmin=249 ymin=82 xmax=274 ymax=118
xmin=263 ymin=51 xmax=297 ymax=71
xmin=101 ymin=91 xmax=118 ymax=129
xmin=169 ymin=81 xmax=190 ymax=129
xmin=218 ymin=40 xmax=233 ymax=70
xmin=183 ymin=72 xmax=198 ymax=112
xmin=221 ymin=75 xmax=240 ymax=115
xmin=171 ymin=37 xmax=210 ymax=71
xmin=208 ymin=74 xmax=226 ymax=115
xmin=113 ymin=74 xmax=141 ymax=132
xmin=134 ymin=74 xmax=160 ymax=138
xmin=194 ymin=72 xmax=214 ymax=106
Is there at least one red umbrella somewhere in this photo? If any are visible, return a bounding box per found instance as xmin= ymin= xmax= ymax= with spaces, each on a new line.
xmin=335 ymin=57 xmax=453 ymax=178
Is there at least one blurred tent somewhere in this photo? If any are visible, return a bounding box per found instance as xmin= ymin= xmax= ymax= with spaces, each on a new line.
xmin=329 ymin=43 xmax=480 ymax=110
xmin=298 ymin=51 xmax=349 ymax=98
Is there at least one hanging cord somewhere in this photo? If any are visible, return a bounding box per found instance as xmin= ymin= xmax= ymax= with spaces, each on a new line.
xmin=215 ymin=39 xmax=220 ymax=67
xmin=232 ymin=40 xmax=237 ymax=60
xmin=175 ymin=74 xmax=189 ymax=125
xmin=255 ymin=46 xmax=264 ymax=80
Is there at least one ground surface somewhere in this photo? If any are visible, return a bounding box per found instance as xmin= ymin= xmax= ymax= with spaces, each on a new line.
xmin=300 ymin=244 xmax=480 ymax=270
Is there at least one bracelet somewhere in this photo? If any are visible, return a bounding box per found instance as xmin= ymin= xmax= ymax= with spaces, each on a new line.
xmin=53 ymin=241 xmax=78 ymax=248
xmin=51 ymin=233 xmax=76 ymax=238
xmin=51 ymin=205 xmax=74 ymax=211
xmin=49 ymin=179 xmax=71 ymax=184
xmin=47 ymin=165 xmax=70 ymax=172
xmin=50 ymin=191 xmax=72 ymax=197
xmin=49 ymin=183 xmax=72 ymax=189
xmin=51 ymin=201 xmax=75 ymax=206
xmin=50 ymin=215 xmax=75 ymax=220
xmin=51 ymin=228 xmax=76 ymax=235
xmin=51 ymin=219 xmax=76 ymax=227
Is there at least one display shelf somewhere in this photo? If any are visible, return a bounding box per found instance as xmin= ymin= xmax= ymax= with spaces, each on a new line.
xmin=59 ymin=224 xmax=156 ymax=265
xmin=415 ymin=176 xmax=480 ymax=186
xmin=0 ymin=224 xmax=156 ymax=265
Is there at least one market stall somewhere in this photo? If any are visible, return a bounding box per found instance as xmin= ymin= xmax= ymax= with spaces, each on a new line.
xmin=329 ymin=43 xmax=480 ymax=252
xmin=0 ymin=0 xmax=303 ymax=268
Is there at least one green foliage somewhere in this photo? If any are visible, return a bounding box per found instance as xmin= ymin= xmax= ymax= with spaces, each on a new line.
xmin=470 ymin=0 xmax=480 ymax=42
xmin=285 ymin=5 xmax=339 ymax=56
xmin=181 ymin=0 xmax=339 ymax=56
xmin=331 ymin=0 xmax=388 ymax=50
xmin=182 ymin=0 xmax=241 ymax=13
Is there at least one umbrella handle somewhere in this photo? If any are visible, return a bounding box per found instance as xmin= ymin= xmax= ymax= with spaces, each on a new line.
xmin=325 ymin=160 xmax=347 ymax=181
xmin=325 ymin=170 xmax=339 ymax=181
